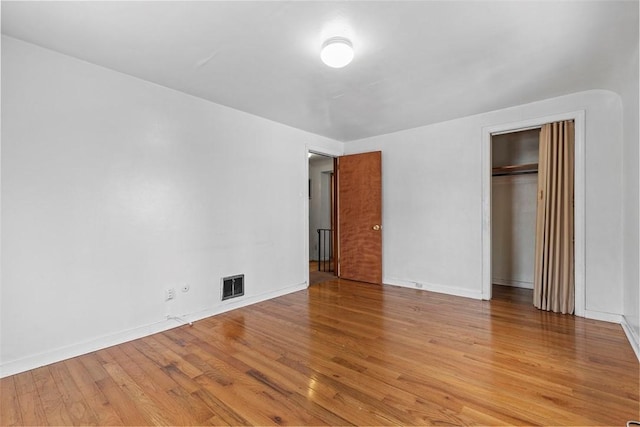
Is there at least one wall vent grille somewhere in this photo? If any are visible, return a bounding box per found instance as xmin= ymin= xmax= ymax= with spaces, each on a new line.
xmin=222 ymin=274 xmax=244 ymax=300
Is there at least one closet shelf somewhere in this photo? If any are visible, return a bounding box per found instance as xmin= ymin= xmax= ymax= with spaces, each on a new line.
xmin=492 ymin=163 xmax=538 ymax=176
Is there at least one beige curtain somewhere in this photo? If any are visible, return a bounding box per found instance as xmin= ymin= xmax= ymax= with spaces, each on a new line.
xmin=534 ymin=120 xmax=575 ymax=314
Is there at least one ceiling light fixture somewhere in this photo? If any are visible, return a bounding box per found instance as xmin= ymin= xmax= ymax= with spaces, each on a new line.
xmin=321 ymin=37 xmax=354 ymax=68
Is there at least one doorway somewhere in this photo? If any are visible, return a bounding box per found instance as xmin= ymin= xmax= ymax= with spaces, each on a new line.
xmin=308 ymin=152 xmax=337 ymax=285
xmin=491 ymin=128 xmax=540 ymax=291
xmin=481 ymin=111 xmax=585 ymax=316
xmin=306 ymin=150 xmax=383 ymax=287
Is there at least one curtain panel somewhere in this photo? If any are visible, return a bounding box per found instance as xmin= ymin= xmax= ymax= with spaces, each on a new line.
xmin=533 ymin=120 xmax=575 ymax=314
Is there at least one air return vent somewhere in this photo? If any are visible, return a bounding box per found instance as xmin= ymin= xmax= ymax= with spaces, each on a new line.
xmin=222 ymin=274 xmax=244 ymax=300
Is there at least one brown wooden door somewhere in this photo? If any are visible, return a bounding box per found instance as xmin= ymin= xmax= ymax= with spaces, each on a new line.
xmin=337 ymin=151 xmax=382 ymax=284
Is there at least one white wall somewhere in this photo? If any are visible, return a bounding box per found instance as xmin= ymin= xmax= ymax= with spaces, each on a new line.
xmin=491 ymin=174 xmax=537 ymax=289
xmin=492 ymin=129 xmax=540 ymax=167
xmin=620 ymin=31 xmax=640 ymax=358
xmin=0 ymin=36 xmax=342 ymax=377
xmin=345 ymin=90 xmax=625 ymax=320
xmin=308 ymin=156 xmax=334 ymax=261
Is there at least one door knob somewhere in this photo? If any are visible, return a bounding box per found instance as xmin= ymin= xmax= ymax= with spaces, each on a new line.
xmin=372 ymin=224 xmax=381 ymax=231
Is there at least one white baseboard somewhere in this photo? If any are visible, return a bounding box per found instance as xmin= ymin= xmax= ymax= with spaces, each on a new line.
xmin=621 ymin=315 xmax=640 ymax=362
xmin=178 ymin=281 xmax=308 ymax=327
xmin=0 ymin=281 xmax=308 ymax=379
xmin=492 ymin=278 xmax=534 ymax=289
xmin=583 ymin=309 xmax=622 ymax=324
xmin=0 ymin=318 xmax=174 ymax=379
xmin=384 ymin=277 xmax=483 ymax=300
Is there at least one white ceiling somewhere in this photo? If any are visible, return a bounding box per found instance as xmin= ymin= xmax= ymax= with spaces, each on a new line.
xmin=2 ymin=1 xmax=637 ymax=142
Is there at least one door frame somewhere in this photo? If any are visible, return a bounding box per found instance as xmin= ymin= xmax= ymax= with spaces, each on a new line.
xmin=305 ymin=145 xmax=342 ymax=286
xmin=481 ymin=110 xmax=586 ymax=316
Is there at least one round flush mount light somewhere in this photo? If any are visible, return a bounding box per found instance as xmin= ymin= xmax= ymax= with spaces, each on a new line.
xmin=321 ymin=37 xmax=354 ymax=68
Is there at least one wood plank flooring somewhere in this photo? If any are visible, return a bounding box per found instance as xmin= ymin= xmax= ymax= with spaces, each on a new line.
xmin=309 ymin=261 xmax=336 ymax=285
xmin=1 ymin=280 xmax=638 ymax=426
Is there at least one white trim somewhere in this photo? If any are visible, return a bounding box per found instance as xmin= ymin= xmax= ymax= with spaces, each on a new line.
xmin=0 ymin=319 xmax=171 ymax=379
xmin=481 ymin=123 xmax=492 ymax=299
xmin=304 ymin=146 xmax=311 ymax=287
xmin=0 ymin=281 xmax=308 ymax=378
xmin=621 ymin=315 xmax=640 ymax=362
xmin=481 ymin=111 xmax=586 ymax=318
xmin=574 ymin=112 xmax=586 ymax=318
xmin=385 ymin=277 xmax=483 ymax=300
xmin=491 ymin=125 xmax=542 ymax=136
xmin=307 ymin=144 xmax=342 ymax=158
xmin=583 ymin=310 xmax=622 ymax=324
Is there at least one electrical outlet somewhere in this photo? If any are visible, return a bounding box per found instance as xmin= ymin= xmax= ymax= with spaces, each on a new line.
xmin=181 ymin=284 xmax=190 ymax=293
xmin=165 ymin=288 xmax=176 ymax=301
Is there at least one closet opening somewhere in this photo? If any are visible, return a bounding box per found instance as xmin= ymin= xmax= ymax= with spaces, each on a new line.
xmin=482 ymin=111 xmax=584 ymax=316
xmin=491 ymin=121 xmax=576 ymax=315
xmin=491 ymin=128 xmax=540 ymax=293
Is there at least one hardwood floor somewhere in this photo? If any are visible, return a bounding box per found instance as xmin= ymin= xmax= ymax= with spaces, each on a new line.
xmin=309 ymin=261 xmax=336 ymax=285
xmin=1 ymin=280 xmax=638 ymax=426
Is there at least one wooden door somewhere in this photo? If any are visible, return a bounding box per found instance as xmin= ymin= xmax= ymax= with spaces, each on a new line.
xmin=337 ymin=151 xmax=382 ymax=284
